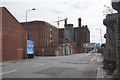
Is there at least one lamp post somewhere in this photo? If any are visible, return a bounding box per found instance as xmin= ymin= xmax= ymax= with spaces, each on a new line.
xmin=112 ymin=0 xmax=120 ymax=78
xmin=96 ymin=29 xmax=102 ymax=45
xmin=24 ymin=8 xmax=35 ymax=59
xmin=26 ymin=8 xmax=35 ymax=24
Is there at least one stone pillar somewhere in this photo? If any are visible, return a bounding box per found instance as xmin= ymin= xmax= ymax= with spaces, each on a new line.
xmin=65 ymin=43 xmax=70 ymax=55
xmin=103 ymin=13 xmax=117 ymax=74
xmin=70 ymin=46 xmax=73 ymax=55
xmin=112 ymin=1 xmax=120 ymax=78
xmin=117 ymin=2 xmax=120 ymax=78
xmin=61 ymin=44 xmax=65 ymax=56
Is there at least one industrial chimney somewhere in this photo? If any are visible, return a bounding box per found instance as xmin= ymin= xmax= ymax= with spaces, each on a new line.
xmin=78 ymin=18 xmax=81 ymax=27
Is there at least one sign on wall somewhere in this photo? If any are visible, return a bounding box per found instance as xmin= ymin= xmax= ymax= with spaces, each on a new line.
xmin=27 ymin=40 xmax=34 ymax=54
xmin=96 ymin=43 xmax=101 ymax=47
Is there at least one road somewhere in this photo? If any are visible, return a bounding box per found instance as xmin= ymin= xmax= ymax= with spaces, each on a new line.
xmin=1 ymin=53 xmax=103 ymax=78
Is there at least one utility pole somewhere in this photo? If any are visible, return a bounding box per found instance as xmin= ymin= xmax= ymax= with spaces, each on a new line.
xmin=96 ymin=29 xmax=102 ymax=45
xmin=24 ymin=8 xmax=35 ymax=59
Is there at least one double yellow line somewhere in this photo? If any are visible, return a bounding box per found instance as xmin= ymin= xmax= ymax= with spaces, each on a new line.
xmin=91 ymin=56 xmax=96 ymax=62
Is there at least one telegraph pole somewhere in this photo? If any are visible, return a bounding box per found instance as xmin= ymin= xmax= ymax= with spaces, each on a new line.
xmin=96 ymin=29 xmax=102 ymax=45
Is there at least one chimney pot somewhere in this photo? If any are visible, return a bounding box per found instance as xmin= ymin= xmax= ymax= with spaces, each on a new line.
xmin=78 ymin=18 xmax=81 ymax=27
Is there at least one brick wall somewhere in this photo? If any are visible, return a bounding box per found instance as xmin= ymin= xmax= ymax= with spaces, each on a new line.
xmin=73 ymin=27 xmax=83 ymax=53
xmin=0 ymin=7 xmax=2 ymax=62
xmin=0 ymin=34 xmax=2 ymax=62
xmin=2 ymin=7 xmax=25 ymax=61
xmin=35 ymin=46 xmax=61 ymax=56
xmin=17 ymin=48 xmax=23 ymax=60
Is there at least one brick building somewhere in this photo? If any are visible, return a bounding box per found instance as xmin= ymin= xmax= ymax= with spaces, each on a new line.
xmin=81 ymin=25 xmax=90 ymax=43
xmin=0 ymin=7 xmax=25 ymax=61
xmin=59 ymin=28 xmax=64 ymax=39
xmin=59 ymin=38 xmax=76 ymax=55
xmin=73 ymin=27 xmax=83 ymax=53
xmin=21 ymin=21 xmax=61 ymax=56
xmin=73 ymin=18 xmax=83 ymax=53
xmin=59 ymin=18 xmax=90 ymax=53
xmin=74 ymin=18 xmax=90 ymax=53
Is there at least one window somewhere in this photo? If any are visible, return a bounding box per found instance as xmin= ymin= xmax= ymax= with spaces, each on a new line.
xmin=22 ymin=24 xmax=24 ymax=27
xmin=50 ymin=40 xmax=52 ymax=42
xmin=50 ymin=33 xmax=52 ymax=37
xmin=50 ymin=28 xmax=52 ymax=31
xmin=59 ymin=40 xmax=62 ymax=44
xmin=50 ymin=40 xmax=54 ymax=43
xmin=29 ymin=31 xmax=31 ymax=35
xmin=29 ymin=25 xmax=31 ymax=29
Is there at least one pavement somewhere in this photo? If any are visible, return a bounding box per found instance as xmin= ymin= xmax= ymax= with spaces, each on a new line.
xmin=0 ymin=53 xmax=108 ymax=79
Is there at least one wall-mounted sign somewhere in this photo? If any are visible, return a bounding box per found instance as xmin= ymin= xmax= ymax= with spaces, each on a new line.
xmin=96 ymin=43 xmax=101 ymax=47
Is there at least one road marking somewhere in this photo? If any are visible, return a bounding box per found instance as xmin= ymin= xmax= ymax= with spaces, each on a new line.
xmin=96 ymin=67 xmax=103 ymax=78
xmin=41 ymin=63 xmax=45 ymax=65
xmin=0 ymin=70 xmax=18 ymax=75
xmin=97 ymin=59 xmax=103 ymax=62
xmin=91 ymin=56 xmax=96 ymax=62
xmin=34 ymin=63 xmax=45 ymax=67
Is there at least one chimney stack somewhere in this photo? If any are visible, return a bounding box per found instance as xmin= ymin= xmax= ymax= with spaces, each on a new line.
xmin=78 ymin=18 xmax=81 ymax=27
xmin=85 ymin=25 xmax=88 ymax=28
xmin=65 ymin=19 xmax=67 ymax=26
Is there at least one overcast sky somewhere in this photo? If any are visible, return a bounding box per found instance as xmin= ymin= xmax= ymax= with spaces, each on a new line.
xmin=0 ymin=0 xmax=113 ymax=44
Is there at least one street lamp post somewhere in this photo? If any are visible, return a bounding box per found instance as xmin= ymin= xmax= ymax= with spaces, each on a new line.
xmin=24 ymin=8 xmax=35 ymax=59
xmin=112 ymin=0 xmax=120 ymax=78
xmin=96 ymin=29 xmax=102 ymax=45
xmin=26 ymin=8 xmax=35 ymax=24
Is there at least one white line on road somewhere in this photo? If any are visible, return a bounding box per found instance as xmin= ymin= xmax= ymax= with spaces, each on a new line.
xmin=96 ymin=67 xmax=103 ymax=78
xmin=0 ymin=70 xmax=18 ymax=75
xmin=34 ymin=63 xmax=45 ymax=67
xmin=97 ymin=59 xmax=103 ymax=62
xmin=91 ymin=56 xmax=96 ymax=62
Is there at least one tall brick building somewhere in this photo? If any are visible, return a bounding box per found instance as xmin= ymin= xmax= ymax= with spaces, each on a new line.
xmin=74 ymin=18 xmax=90 ymax=53
xmin=59 ymin=18 xmax=90 ymax=53
xmin=21 ymin=21 xmax=61 ymax=56
xmin=73 ymin=18 xmax=83 ymax=53
xmin=0 ymin=7 xmax=25 ymax=61
xmin=81 ymin=25 xmax=90 ymax=43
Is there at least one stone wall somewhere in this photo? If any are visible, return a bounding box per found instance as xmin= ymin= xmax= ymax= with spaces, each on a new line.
xmin=103 ymin=13 xmax=117 ymax=73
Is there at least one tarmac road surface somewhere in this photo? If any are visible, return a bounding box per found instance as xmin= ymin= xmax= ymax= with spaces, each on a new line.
xmin=1 ymin=53 xmax=103 ymax=78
